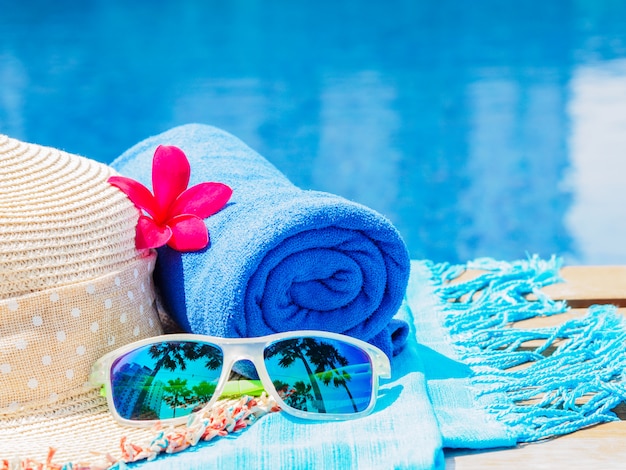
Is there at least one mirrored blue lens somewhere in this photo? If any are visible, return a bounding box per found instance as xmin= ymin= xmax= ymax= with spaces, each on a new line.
xmin=264 ymin=336 xmax=374 ymax=414
xmin=110 ymin=341 xmax=223 ymax=420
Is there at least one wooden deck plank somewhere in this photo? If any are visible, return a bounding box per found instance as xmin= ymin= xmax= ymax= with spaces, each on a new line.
xmin=446 ymin=427 xmax=626 ymax=469
xmin=445 ymin=265 xmax=626 ymax=468
xmin=542 ymin=266 xmax=626 ymax=307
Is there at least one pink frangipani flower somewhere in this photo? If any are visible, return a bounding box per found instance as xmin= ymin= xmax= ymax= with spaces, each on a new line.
xmin=108 ymin=145 xmax=232 ymax=252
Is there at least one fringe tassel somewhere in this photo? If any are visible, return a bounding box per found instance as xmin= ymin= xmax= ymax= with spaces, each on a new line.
xmin=436 ymin=255 xmax=626 ymax=442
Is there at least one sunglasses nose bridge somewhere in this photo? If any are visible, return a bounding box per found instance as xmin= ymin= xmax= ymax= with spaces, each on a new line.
xmin=221 ymin=342 xmax=265 ymax=369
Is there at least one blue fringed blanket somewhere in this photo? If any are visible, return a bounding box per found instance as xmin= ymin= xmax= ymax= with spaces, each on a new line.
xmin=112 ymin=124 xmax=410 ymax=358
xmin=126 ymin=255 xmax=626 ymax=469
xmin=410 ymin=257 xmax=626 ymax=450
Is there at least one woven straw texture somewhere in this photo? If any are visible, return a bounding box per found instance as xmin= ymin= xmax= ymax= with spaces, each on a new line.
xmin=0 ymin=134 xmax=141 ymax=299
xmin=0 ymin=135 xmax=168 ymax=465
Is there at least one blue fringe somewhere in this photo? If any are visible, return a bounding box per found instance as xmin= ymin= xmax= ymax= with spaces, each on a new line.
xmin=434 ymin=255 xmax=626 ymax=442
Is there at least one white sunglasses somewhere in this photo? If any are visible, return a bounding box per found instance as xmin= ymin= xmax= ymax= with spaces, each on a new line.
xmin=90 ymin=330 xmax=391 ymax=427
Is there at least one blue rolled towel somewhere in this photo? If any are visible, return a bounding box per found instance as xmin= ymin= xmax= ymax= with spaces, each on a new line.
xmin=112 ymin=124 xmax=410 ymax=357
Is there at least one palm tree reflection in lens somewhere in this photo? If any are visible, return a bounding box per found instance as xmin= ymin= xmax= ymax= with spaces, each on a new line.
xmin=110 ymin=341 xmax=223 ymax=420
xmin=109 ymin=336 xmax=375 ymax=421
xmin=264 ymin=337 xmax=373 ymax=414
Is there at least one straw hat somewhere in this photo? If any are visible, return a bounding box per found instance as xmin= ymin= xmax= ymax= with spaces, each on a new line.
xmin=0 ymin=135 xmax=273 ymax=468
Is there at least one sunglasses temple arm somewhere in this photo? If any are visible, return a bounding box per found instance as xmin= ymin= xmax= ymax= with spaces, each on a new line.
xmin=371 ymin=349 xmax=392 ymax=379
xmin=89 ymin=357 xmax=108 ymax=387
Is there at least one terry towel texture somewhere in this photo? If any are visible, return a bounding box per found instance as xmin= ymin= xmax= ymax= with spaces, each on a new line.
xmin=112 ymin=124 xmax=411 ymax=357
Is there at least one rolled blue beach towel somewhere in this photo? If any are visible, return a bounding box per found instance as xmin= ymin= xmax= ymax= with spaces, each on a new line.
xmin=112 ymin=124 xmax=410 ymax=357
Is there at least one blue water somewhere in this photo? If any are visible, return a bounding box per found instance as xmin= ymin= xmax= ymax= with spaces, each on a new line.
xmin=2 ymin=0 xmax=626 ymax=264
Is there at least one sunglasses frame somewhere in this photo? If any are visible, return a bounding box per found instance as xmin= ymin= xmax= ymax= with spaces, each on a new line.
xmin=90 ymin=330 xmax=391 ymax=427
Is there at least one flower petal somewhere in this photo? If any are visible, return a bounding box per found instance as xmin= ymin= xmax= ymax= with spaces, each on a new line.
xmin=152 ymin=145 xmax=190 ymax=216
xmin=167 ymin=214 xmax=209 ymax=252
xmin=108 ymin=176 xmax=159 ymax=218
xmin=136 ymin=215 xmax=172 ymax=250
xmin=170 ymin=182 xmax=233 ymax=219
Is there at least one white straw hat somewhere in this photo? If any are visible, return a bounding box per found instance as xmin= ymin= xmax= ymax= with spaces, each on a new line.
xmin=0 ymin=135 xmax=272 ymax=468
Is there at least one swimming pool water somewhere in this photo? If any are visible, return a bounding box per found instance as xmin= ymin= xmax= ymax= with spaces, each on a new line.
xmin=2 ymin=0 xmax=626 ymax=265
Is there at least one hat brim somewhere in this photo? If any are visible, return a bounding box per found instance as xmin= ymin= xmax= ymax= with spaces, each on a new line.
xmin=0 ymin=387 xmax=276 ymax=467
